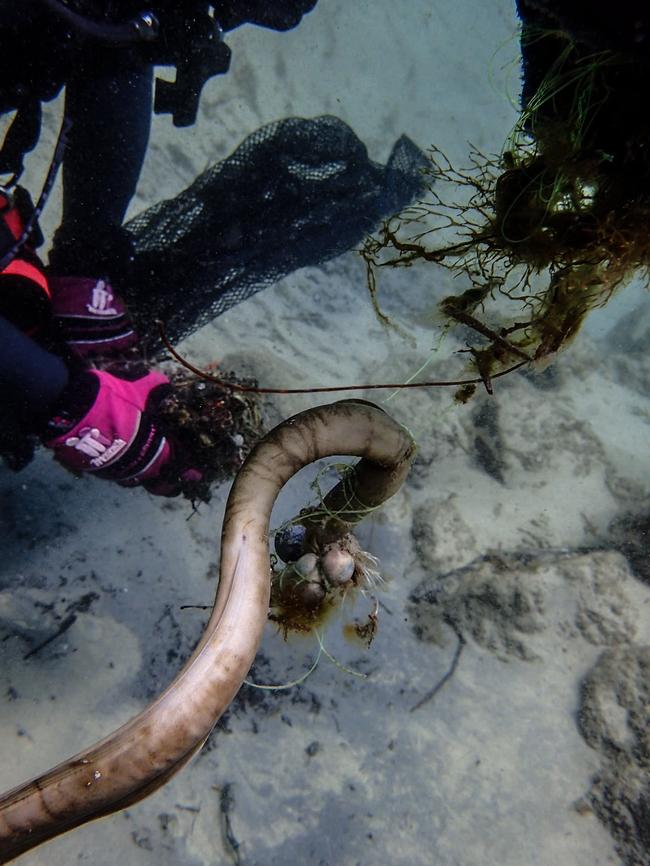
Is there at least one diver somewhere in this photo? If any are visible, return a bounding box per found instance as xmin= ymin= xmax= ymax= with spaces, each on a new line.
xmin=0 ymin=0 xmax=318 ymax=494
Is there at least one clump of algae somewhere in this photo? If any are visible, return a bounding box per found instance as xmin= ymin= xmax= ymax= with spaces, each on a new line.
xmin=362 ymin=29 xmax=650 ymax=399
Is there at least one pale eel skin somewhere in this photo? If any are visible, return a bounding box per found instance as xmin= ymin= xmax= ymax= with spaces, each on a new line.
xmin=0 ymin=400 xmax=415 ymax=862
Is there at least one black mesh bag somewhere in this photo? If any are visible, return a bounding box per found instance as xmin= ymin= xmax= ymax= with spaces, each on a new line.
xmin=123 ymin=115 xmax=428 ymax=351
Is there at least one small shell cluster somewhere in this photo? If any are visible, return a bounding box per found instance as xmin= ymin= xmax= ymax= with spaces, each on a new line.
xmin=289 ymin=552 xmax=325 ymax=609
xmin=272 ymin=523 xmax=385 ymax=624
xmin=284 ymin=544 xmax=358 ymax=611
xmin=273 ymin=523 xmax=380 ymax=615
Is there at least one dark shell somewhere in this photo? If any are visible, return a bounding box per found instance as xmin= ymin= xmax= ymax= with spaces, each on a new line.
xmin=274 ymin=523 xmax=307 ymax=562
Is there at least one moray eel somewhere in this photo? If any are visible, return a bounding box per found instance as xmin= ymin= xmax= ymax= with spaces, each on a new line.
xmin=0 ymin=400 xmax=415 ymax=862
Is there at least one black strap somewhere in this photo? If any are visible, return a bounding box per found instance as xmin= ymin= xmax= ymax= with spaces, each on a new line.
xmin=0 ymin=117 xmax=70 ymax=270
xmin=35 ymin=0 xmax=159 ymax=44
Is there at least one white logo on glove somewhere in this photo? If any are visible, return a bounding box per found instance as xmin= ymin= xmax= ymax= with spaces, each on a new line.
xmin=65 ymin=427 xmax=126 ymax=466
xmin=86 ymin=280 xmax=118 ymax=317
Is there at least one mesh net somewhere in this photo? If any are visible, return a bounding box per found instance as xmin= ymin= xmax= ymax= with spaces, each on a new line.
xmin=123 ymin=115 xmax=428 ymax=351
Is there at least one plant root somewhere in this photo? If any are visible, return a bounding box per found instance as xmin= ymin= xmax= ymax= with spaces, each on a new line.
xmin=362 ymin=40 xmax=650 ymax=398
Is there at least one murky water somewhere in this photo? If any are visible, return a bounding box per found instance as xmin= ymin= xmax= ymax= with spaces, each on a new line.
xmin=1 ymin=2 xmax=649 ymax=864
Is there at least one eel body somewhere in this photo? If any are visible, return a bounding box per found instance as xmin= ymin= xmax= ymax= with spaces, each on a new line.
xmin=0 ymin=400 xmax=415 ymax=862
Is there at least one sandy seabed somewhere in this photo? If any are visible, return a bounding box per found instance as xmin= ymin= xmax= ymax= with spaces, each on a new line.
xmin=1 ymin=1 xmax=649 ymax=865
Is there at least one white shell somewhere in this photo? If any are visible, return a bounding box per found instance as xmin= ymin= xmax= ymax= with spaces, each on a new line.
xmin=321 ymin=548 xmax=356 ymax=585
xmin=293 ymin=553 xmax=319 ymax=579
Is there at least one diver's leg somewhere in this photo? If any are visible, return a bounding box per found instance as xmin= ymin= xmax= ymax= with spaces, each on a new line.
xmin=49 ymin=54 xmax=153 ymax=279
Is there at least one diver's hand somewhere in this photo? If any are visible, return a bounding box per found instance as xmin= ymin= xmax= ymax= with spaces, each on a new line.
xmin=43 ymin=366 xmax=200 ymax=496
xmin=48 ymin=275 xmax=139 ymax=358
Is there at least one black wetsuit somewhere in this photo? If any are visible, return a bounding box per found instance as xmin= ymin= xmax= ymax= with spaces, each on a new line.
xmin=0 ymin=16 xmax=153 ymax=425
xmin=0 ymin=1 xmax=317 ymax=432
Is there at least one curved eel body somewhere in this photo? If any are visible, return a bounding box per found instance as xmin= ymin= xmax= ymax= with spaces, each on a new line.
xmin=0 ymin=400 xmax=415 ymax=862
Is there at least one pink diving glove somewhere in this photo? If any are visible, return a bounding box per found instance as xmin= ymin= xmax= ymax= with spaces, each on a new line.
xmin=43 ymin=367 xmax=201 ymax=495
xmin=48 ymin=275 xmax=139 ymax=358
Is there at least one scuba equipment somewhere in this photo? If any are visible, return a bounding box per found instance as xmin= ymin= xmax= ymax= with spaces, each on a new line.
xmin=0 ymin=2 xmax=320 ymax=184
xmin=0 ymin=116 xmax=69 ymax=334
xmin=31 ymin=0 xmax=232 ymax=127
xmin=148 ymin=6 xmax=231 ymax=128
xmin=0 ymin=185 xmax=50 ymax=334
xmin=29 ymin=1 xmax=318 ymax=127
xmin=35 ymin=0 xmax=159 ymax=45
